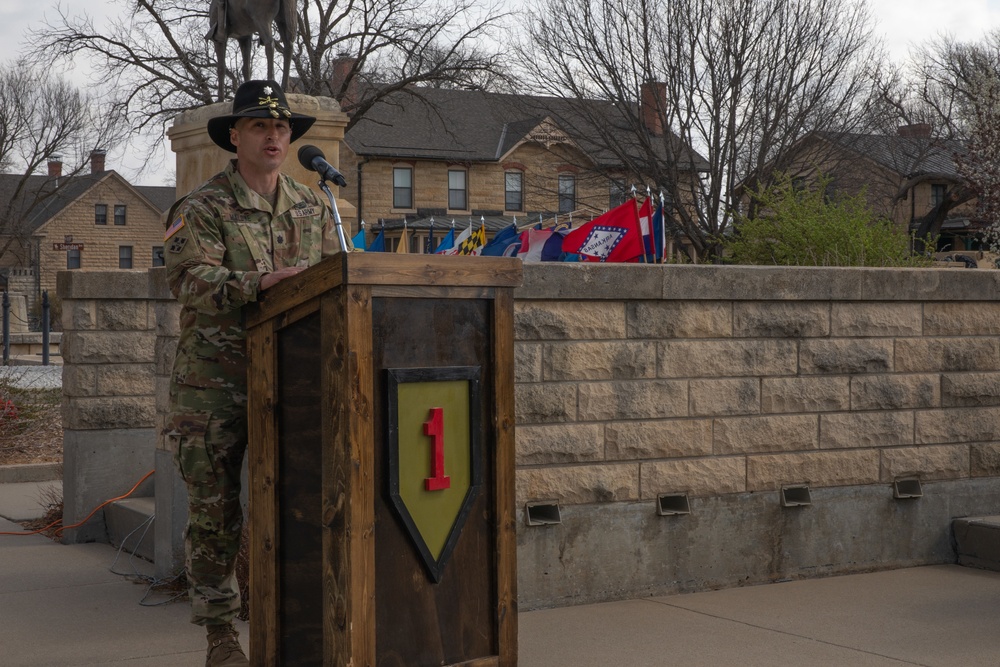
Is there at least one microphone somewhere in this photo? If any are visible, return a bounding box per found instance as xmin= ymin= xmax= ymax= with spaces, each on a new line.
xmin=297 ymin=144 xmax=347 ymax=187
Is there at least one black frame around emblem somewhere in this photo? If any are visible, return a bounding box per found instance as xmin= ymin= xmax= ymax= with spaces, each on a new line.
xmin=385 ymin=366 xmax=483 ymax=583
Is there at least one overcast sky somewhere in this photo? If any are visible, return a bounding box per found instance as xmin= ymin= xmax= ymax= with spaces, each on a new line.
xmin=1 ymin=0 xmax=1000 ymax=183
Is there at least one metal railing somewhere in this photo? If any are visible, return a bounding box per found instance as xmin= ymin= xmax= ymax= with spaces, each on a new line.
xmin=2 ymin=290 xmax=51 ymax=366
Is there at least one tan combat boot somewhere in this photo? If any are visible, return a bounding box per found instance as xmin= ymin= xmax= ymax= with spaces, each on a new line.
xmin=205 ymin=623 xmax=249 ymax=667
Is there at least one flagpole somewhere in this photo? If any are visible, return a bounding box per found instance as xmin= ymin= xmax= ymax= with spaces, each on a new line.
xmin=644 ymin=185 xmax=653 ymax=263
xmin=659 ymin=191 xmax=667 ymax=264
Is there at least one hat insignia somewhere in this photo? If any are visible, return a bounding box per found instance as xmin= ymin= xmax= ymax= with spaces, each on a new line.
xmin=263 ymin=85 xmax=273 ymax=95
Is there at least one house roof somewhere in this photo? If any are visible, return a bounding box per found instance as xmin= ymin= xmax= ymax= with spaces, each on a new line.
xmin=0 ymin=171 xmax=176 ymax=235
xmin=135 ymin=185 xmax=179 ymax=213
xmin=344 ymin=87 xmax=709 ymax=171
xmin=813 ymin=131 xmax=967 ymax=179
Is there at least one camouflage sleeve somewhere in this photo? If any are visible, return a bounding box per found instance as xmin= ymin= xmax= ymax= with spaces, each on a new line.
xmin=165 ymin=197 xmax=264 ymax=313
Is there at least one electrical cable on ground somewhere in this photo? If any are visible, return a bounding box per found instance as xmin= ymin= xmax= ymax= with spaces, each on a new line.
xmin=0 ymin=468 xmax=188 ymax=606
xmin=105 ymin=510 xmax=189 ymax=607
xmin=0 ymin=469 xmax=155 ymax=536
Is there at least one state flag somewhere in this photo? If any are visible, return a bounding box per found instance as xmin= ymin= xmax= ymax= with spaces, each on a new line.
xmin=481 ymin=224 xmax=522 ymax=256
xmin=561 ymin=199 xmax=644 ymax=262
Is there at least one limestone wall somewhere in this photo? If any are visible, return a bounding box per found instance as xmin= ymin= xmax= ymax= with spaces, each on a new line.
xmin=57 ymin=270 xmax=165 ymax=545
xmin=514 ymin=264 xmax=1000 ymax=608
xmin=57 ymin=263 xmax=1000 ymax=599
xmin=514 ymin=264 xmax=1000 ymax=501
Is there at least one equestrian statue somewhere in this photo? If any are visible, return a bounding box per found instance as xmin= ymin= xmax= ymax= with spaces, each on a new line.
xmin=206 ymin=0 xmax=298 ymax=100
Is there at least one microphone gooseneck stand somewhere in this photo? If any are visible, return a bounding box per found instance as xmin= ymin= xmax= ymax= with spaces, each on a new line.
xmin=316 ymin=178 xmax=350 ymax=253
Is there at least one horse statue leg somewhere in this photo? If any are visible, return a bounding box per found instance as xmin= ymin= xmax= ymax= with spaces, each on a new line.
xmin=239 ymin=35 xmax=253 ymax=84
xmin=206 ymin=0 xmax=228 ymax=101
xmin=277 ymin=0 xmax=298 ymax=90
xmin=215 ymin=39 xmax=227 ymax=101
xmin=265 ymin=40 xmax=276 ymax=82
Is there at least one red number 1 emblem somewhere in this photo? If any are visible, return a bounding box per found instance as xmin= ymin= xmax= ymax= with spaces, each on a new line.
xmin=423 ymin=407 xmax=451 ymax=491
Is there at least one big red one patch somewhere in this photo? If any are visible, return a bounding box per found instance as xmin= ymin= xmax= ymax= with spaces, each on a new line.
xmin=386 ymin=366 xmax=482 ymax=583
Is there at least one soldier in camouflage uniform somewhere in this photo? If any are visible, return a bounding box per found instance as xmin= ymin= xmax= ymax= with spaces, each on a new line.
xmin=165 ymin=79 xmax=350 ymax=667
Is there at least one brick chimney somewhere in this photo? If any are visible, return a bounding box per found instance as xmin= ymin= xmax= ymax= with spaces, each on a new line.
xmin=90 ymin=149 xmax=106 ymax=174
xmin=897 ymin=123 xmax=932 ymax=139
xmin=329 ymin=56 xmax=359 ymax=112
xmin=47 ymin=155 xmax=63 ymax=178
xmin=640 ymin=81 xmax=667 ymax=137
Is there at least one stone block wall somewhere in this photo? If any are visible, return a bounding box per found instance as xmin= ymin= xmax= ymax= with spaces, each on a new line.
xmin=57 ymin=270 xmax=166 ymax=545
xmin=513 ymin=264 xmax=1000 ymax=608
xmin=58 ymin=262 xmax=1000 ymax=600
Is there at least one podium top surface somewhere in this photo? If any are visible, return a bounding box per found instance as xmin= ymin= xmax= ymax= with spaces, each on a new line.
xmin=247 ymin=252 xmax=523 ymax=328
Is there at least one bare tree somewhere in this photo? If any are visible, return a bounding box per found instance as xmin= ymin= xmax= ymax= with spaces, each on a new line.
xmin=869 ymin=33 xmax=1000 ymax=251
xmin=26 ymin=0 xmax=512 ymax=168
xmin=521 ymin=0 xmax=886 ymax=258
xmin=0 ymin=61 xmax=126 ymax=263
xmin=294 ymin=0 xmax=512 ymax=94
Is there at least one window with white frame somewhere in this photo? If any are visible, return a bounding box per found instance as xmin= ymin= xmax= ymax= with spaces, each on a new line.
xmin=609 ymin=179 xmax=626 ymax=208
xmin=931 ymin=184 xmax=946 ymax=208
xmin=393 ymin=167 xmax=413 ymax=209
xmin=558 ymin=174 xmax=576 ymax=214
xmin=505 ymin=172 xmax=523 ymax=211
xmin=448 ymin=169 xmax=468 ymax=210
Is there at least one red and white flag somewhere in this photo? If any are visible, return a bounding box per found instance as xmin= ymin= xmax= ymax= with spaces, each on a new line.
xmin=561 ymin=199 xmax=644 ymax=262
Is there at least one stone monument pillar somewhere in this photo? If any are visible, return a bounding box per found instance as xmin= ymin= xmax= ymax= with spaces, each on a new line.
xmin=166 ymin=93 xmax=357 ymax=231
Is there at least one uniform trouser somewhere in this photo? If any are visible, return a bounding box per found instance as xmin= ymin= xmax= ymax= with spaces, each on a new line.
xmin=169 ymin=386 xmax=248 ymax=626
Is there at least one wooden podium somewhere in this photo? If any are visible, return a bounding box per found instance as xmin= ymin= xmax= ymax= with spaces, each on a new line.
xmin=245 ymin=253 xmax=522 ymax=666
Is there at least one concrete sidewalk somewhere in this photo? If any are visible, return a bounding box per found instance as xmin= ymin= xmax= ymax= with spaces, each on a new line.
xmin=3 ymin=481 xmax=1000 ymax=666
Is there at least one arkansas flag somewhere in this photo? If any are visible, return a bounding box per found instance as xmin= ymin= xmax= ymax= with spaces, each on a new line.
xmin=561 ymin=199 xmax=644 ymax=262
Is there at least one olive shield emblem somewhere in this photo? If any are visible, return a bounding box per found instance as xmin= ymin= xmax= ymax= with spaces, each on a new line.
xmin=387 ymin=366 xmax=482 ymax=582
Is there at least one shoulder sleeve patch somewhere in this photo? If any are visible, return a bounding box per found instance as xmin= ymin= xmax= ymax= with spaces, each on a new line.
xmin=165 ymin=214 xmax=186 ymax=241
xmin=168 ymin=236 xmax=189 ymax=254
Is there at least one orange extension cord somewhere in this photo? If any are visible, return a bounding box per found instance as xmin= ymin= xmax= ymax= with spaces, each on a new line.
xmin=0 ymin=469 xmax=155 ymax=536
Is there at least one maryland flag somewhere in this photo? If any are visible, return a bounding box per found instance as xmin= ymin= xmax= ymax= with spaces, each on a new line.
xmin=457 ymin=223 xmax=487 ymax=256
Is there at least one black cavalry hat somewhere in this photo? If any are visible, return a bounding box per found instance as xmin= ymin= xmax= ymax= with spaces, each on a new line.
xmin=207 ymin=79 xmax=316 ymax=153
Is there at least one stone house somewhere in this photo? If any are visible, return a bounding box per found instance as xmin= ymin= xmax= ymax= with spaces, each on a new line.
xmin=0 ymin=151 xmax=175 ymax=318
xmin=760 ymin=124 xmax=980 ymax=252
xmin=338 ymin=85 xmax=708 ymax=251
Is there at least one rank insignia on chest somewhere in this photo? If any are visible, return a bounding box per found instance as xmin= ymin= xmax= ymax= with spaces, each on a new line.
xmin=168 ymin=236 xmax=188 ymax=254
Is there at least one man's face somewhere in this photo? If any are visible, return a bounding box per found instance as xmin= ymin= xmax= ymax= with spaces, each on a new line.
xmin=230 ymin=117 xmax=292 ymax=175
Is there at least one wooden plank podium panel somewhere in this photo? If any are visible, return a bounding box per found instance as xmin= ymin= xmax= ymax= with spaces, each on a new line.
xmin=246 ymin=254 xmax=521 ymax=667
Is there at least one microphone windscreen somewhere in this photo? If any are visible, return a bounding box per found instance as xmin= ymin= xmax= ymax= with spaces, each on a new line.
xmin=297 ymin=144 xmax=324 ymax=170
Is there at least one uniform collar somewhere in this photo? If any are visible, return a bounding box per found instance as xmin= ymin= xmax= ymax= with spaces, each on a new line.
xmin=226 ymin=160 xmax=294 ymax=216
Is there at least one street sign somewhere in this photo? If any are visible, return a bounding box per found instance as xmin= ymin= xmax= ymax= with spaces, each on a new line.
xmin=53 ymin=243 xmax=84 ymax=251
